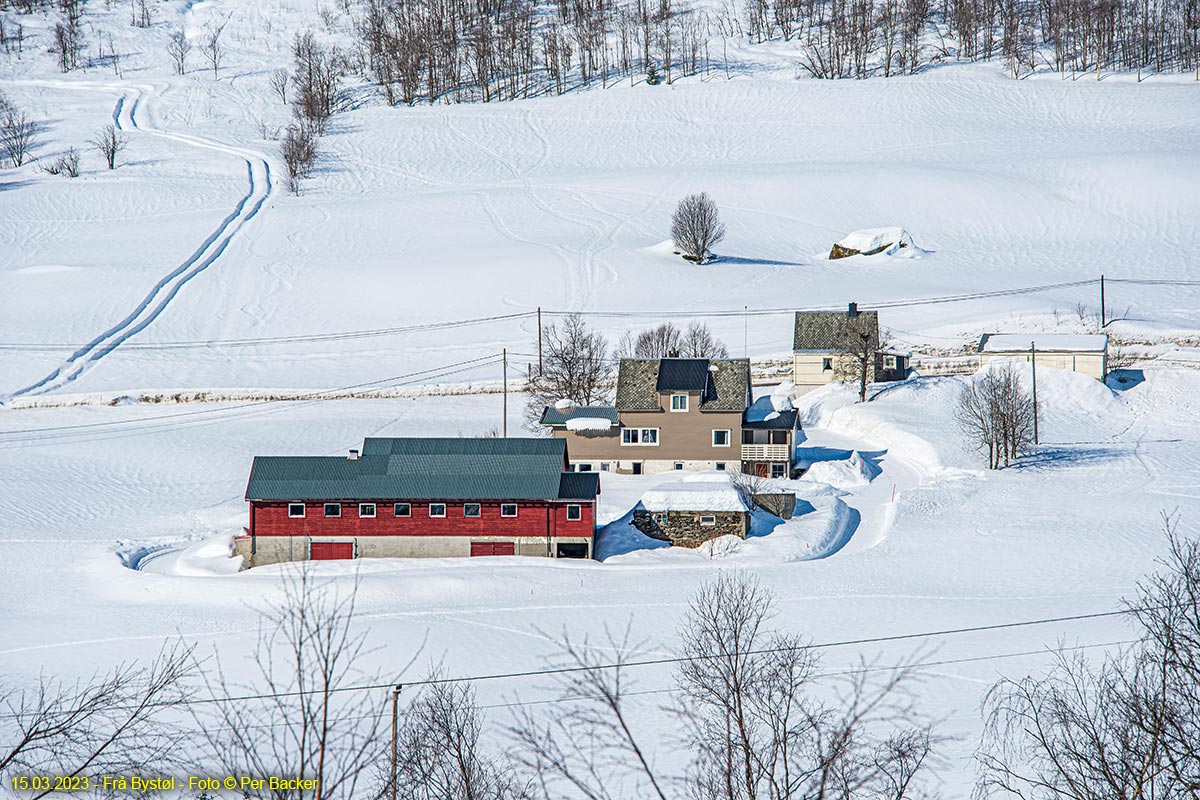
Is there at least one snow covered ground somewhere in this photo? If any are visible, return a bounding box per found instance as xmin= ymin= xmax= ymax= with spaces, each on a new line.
xmin=2 ymin=0 xmax=1200 ymax=792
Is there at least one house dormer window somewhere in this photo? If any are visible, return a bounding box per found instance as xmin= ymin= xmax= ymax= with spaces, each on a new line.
xmin=670 ymin=394 xmax=688 ymax=412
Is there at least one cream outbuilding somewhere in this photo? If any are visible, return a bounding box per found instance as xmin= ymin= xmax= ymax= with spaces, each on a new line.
xmin=977 ymin=333 xmax=1109 ymax=380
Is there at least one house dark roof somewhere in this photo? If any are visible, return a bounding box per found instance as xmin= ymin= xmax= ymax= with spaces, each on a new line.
xmin=539 ymin=405 xmax=620 ymax=426
xmin=742 ymin=396 xmax=800 ymax=430
xmin=246 ymin=438 xmax=594 ymax=502
xmin=656 ymin=359 xmax=711 ymax=392
xmin=615 ymin=358 xmax=750 ymax=412
xmin=793 ymin=310 xmax=879 ymax=352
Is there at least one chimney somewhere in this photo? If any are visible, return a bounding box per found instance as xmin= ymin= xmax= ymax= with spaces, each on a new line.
xmin=847 ymin=302 xmax=859 ymax=319
xmin=348 ymin=449 xmax=360 ymax=461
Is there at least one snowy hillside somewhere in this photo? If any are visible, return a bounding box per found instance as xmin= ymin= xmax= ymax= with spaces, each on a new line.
xmin=2 ymin=0 xmax=1200 ymax=794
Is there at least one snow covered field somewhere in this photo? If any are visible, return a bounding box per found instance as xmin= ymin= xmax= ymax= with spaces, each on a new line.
xmin=2 ymin=0 xmax=1200 ymax=793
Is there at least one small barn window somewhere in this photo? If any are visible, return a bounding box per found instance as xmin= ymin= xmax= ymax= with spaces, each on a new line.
xmin=429 ymin=503 xmax=446 ymax=518
xmin=324 ymin=503 xmax=341 ymax=518
xmin=501 ymin=504 xmax=518 ymax=518
xmin=700 ymin=515 xmax=717 ymax=526
xmin=566 ymin=505 xmax=581 ymax=521
xmin=288 ymin=503 xmax=305 ymax=518
xmin=394 ymin=503 xmax=411 ymax=517
xmin=822 ymin=358 xmax=833 ymax=371
xmin=464 ymin=503 xmax=481 ymax=517
xmin=359 ymin=503 xmax=376 ymax=518
xmin=653 ymin=512 xmax=668 ymax=524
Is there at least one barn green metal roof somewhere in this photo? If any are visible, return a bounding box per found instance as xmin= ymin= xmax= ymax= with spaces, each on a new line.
xmin=538 ymin=405 xmax=620 ymax=426
xmin=245 ymin=438 xmax=592 ymax=501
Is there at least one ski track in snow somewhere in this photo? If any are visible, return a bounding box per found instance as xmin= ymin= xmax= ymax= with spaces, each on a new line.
xmin=1 ymin=81 xmax=273 ymax=401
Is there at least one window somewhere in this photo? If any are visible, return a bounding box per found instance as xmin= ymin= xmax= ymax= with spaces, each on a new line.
xmin=464 ymin=503 xmax=481 ymax=517
xmin=394 ymin=503 xmax=411 ymax=517
xmin=822 ymin=358 xmax=833 ymax=371
xmin=600 ymin=463 xmax=610 ymax=471
xmin=501 ymin=504 xmax=518 ymax=518
xmin=715 ymin=462 xmax=726 ymax=471
xmin=770 ymin=430 xmax=789 ymax=445
xmin=884 ymin=355 xmax=897 ymax=368
xmin=566 ymin=504 xmax=581 ymax=521
xmin=578 ymin=463 xmax=592 ymax=472
xmin=674 ymin=462 xmax=684 ymax=470
xmin=429 ymin=503 xmax=446 ymax=518
xmin=288 ymin=503 xmax=305 ymax=518
xmin=670 ymin=394 xmax=689 ymax=412
xmin=771 ymin=463 xmax=786 ymax=478
xmin=700 ymin=515 xmax=716 ymax=526
xmin=621 ymin=428 xmax=660 ymax=446
xmin=742 ymin=429 xmax=755 ymax=444
xmin=359 ymin=503 xmax=376 ymax=518
xmin=712 ymin=429 xmax=731 ymax=447
xmin=323 ymin=503 xmax=341 ymax=518
xmin=653 ymin=512 xmax=668 ymax=524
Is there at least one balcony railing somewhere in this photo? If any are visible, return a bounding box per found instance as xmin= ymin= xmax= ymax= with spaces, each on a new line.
xmin=741 ymin=444 xmax=789 ymax=461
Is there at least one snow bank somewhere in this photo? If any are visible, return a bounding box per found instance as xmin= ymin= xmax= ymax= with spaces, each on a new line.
xmin=640 ymin=482 xmax=749 ymax=512
xmin=554 ymin=398 xmax=576 ymax=410
xmin=565 ymin=416 xmax=613 ymax=431
xmin=801 ymin=451 xmax=881 ymax=490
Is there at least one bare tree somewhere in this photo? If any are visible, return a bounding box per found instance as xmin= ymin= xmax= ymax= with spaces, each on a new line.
xmin=0 ymin=643 xmax=196 ymax=798
xmin=53 ymin=13 xmax=83 ymax=72
xmin=615 ymin=321 xmax=727 ymax=359
xmin=977 ymin=514 xmax=1199 ymax=800
xmin=271 ymin=67 xmax=291 ymax=105
xmin=89 ymin=124 xmax=125 ymax=170
xmin=671 ymin=191 xmax=726 ymax=264
xmin=280 ymin=121 xmax=319 ymax=194
xmin=292 ymin=31 xmax=343 ymax=135
xmin=200 ymin=19 xmax=228 ymax=79
xmin=523 ymin=314 xmax=612 ymax=430
xmin=833 ymin=308 xmax=883 ymax=403
xmin=0 ymin=106 xmax=38 ymax=167
xmin=388 ymin=677 xmax=529 ymax=800
xmin=42 ymin=147 xmax=80 ymax=178
xmin=131 ymin=0 xmax=152 ymax=28
xmin=198 ymin=565 xmax=396 ymax=800
xmin=954 ymin=362 xmax=1037 ymax=469
xmin=681 ymin=320 xmax=729 ymax=358
xmin=166 ymin=28 xmax=190 ymax=75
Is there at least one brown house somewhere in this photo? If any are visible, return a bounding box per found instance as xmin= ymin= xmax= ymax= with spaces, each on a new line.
xmin=540 ymin=358 xmax=799 ymax=477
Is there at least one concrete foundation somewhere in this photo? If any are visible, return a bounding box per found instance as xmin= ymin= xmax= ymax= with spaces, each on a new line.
xmin=236 ymin=534 xmax=594 ymax=567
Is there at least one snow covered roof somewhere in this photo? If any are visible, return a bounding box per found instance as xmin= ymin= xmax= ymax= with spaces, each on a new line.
xmin=978 ymin=333 xmax=1109 ymax=354
xmin=835 ymin=227 xmax=914 ymax=254
xmin=565 ymin=416 xmax=615 ymax=431
xmin=742 ymin=395 xmax=798 ymax=429
xmin=540 ymin=405 xmax=619 ymax=427
xmin=640 ymin=482 xmax=749 ymax=513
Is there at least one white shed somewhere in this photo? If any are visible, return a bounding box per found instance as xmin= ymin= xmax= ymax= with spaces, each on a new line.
xmin=977 ymin=333 xmax=1108 ymax=380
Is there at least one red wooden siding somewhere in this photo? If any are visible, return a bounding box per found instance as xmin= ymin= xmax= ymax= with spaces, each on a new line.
xmin=310 ymin=541 xmax=355 ymax=560
xmin=249 ymin=499 xmax=595 ymax=539
xmin=470 ymin=541 xmax=516 ymax=557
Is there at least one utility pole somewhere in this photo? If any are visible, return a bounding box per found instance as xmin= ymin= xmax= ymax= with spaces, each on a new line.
xmin=537 ymin=306 xmax=543 ymax=376
xmin=1030 ymin=340 xmax=1039 ymax=445
xmin=1099 ymin=274 xmax=1106 ymax=328
xmin=502 ymin=348 xmax=508 ymax=438
xmin=744 ymin=305 xmax=748 ymax=357
xmin=390 ymin=683 xmax=404 ymax=800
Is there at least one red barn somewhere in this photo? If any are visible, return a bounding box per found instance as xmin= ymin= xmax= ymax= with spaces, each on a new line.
xmin=239 ymin=437 xmax=599 ymax=566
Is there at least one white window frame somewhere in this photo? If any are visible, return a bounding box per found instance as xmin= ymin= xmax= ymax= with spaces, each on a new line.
xmin=674 ymin=462 xmax=684 ymax=470
xmin=621 ymin=427 xmax=659 ymax=446
xmin=429 ymin=503 xmax=447 ymax=518
xmin=566 ymin=504 xmax=581 ymax=521
xmin=712 ymin=429 xmax=732 ymax=447
xmin=394 ymin=503 xmax=411 ymax=517
xmin=884 ymin=355 xmax=897 ymax=368
xmin=323 ymin=503 xmax=341 ymax=518
xmin=700 ymin=515 xmax=717 ymax=526
xmin=359 ymin=503 xmax=377 ymax=518
xmin=501 ymin=504 xmax=518 ymax=518
xmin=288 ymin=503 xmax=306 ymax=518
xmin=670 ymin=393 xmax=689 ymax=412
xmin=771 ymin=463 xmax=786 ymax=478
xmin=464 ymin=503 xmax=481 ymax=518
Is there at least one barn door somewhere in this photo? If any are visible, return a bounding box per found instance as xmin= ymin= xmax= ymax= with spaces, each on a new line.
xmin=471 ymin=542 xmax=516 ymax=557
xmin=310 ymin=541 xmax=355 ymax=560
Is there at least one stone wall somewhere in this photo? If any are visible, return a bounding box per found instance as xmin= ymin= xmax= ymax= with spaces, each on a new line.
xmin=631 ymin=509 xmax=748 ymax=548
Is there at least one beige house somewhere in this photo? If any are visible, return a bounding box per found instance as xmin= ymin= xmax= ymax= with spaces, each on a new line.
xmin=978 ymin=333 xmax=1108 ymax=380
xmin=541 ymin=358 xmax=797 ymax=476
xmin=792 ymin=304 xmax=908 ymax=394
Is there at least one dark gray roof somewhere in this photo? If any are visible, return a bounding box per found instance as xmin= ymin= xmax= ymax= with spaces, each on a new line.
xmin=793 ymin=310 xmax=879 ymax=351
xmin=539 ymin=405 xmax=619 ymax=426
xmin=558 ymin=472 xmax=601 ymax=500
xmin=615 ymin=358 xmax=750 ymax=412
xmin=742 ymin=397 xmax=799 ymax=430
xmin=656 ymin=359 xmax=710 ymax=392
xmin=246 ymin=438 xmax=594 ymax=502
